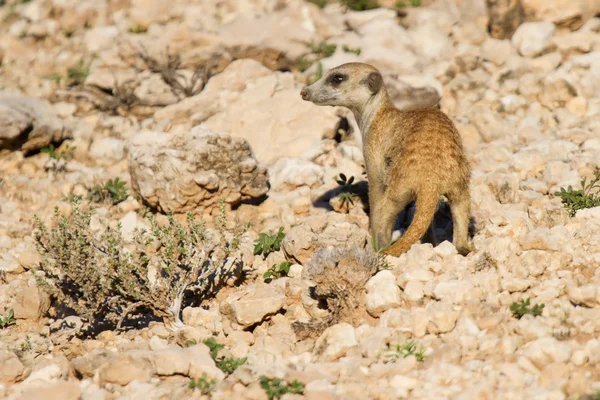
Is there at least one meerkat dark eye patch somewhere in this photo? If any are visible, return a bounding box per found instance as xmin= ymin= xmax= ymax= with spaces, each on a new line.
xmin=327 ymin=73 xmax=347 ymax=86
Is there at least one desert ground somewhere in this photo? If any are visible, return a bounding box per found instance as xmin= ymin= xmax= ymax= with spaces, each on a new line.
xmin=1 ymin=0 xmax=600 ymax=399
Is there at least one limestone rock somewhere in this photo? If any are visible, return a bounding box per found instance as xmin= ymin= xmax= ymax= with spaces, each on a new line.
xmin=128 ymin=127 xmax=268 ymax=213
xmin=365 ymin=270 xmax=402 ymax=317
xmin=220 ymin=283 xmax=286 ymax=328
xmin=312 ymin=323 xmax=358 ymax=362
xmin=0 ymin=350 xmax=27 ymax=383
xmin=282 ymin=214 xmax=368 ymax=265
xmin=154 ymin=59 xmax=340 ymax=165
xmin=0 ymin=95 xmax=70 ymax=154
xmin=512 ymin=22 xmax=556 ymax=57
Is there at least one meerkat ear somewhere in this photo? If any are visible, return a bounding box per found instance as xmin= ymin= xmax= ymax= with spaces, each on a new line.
xmin=367 ymin=72 xmax=382 ymax=94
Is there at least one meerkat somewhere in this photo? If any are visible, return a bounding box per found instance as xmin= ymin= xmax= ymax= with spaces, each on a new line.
xmin=300 ymin=62 xmax=472 ymax=256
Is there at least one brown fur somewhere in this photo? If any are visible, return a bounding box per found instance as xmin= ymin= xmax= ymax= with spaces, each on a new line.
xmin=301 ymin=62 xmax=472 ymax=256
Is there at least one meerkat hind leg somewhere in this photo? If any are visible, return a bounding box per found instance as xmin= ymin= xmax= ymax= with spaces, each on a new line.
xmin=447 ymin=191 xmax=472 ymax=256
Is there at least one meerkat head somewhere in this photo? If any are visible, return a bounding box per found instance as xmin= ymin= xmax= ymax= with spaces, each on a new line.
xmin=300 ymin=63 xmax=384 ymax=110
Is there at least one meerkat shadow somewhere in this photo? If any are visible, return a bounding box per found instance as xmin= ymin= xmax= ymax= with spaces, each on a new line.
xmin=313 ymin=182 xmax=476 ymax=247
xmin=394 ymin=200 xmax=477 ymax=247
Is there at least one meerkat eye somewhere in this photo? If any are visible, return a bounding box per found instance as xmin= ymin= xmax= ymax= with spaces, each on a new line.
xmin=328 ymin=73 xmax=346 ymax=86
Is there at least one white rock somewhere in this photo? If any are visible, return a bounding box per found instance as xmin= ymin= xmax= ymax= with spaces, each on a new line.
xmin=220 ymin=283 xmax=286 ymax=328
xmin=403 ymin=280 xmax=425 ymax=302
xmin=312 ymin=323 xmax=358 ymax=362
xmin=512 ymin=22 xmax=556 ymax=57
xmin=269 ymin=158 xmax=324 ymax=193
xmin=426 ymin=302 xmax=459 ymax=334
xmin=520 ymin=337 xmax=571 ymax=368
xmin=433 ymin=280 xmax=474 ymax=304
xmin=365 ymin=270 xmax=402 ymax=317
xmin=89 ymin=137 xmax=125 ymax=161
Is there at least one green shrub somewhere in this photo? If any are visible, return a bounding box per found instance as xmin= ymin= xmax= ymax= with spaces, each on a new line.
xmin=384 ymin=341 xmax=426 ymax=363
xmin=189 ymin=373 xmax=215 ymax=394
xmin=254 ymin=227 xmax=285 ymax=257
xmin=34 ymin=198 xmax=246 ymax=332
xmin=263 ymin=261 xmax=293 ymax=281
xmin=340 ymin=0 xmax=379 ymax=11
xmin=0 ymin=309 xmax=16 ymax=329
xmin=88 ymin=177 xmax=128 ymax=205
xmin=510 ymin=298 xmax=544 ymax=319
xmin=67 ymin=60 xmax=89 ymax=85
xmin=259 ymin=376 xmax=305 ymax=400
xmin=555 ymin=171 xmax=600 ymax=217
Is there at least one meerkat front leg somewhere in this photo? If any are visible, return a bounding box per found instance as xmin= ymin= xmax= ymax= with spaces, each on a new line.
xmin=371 ymin=188 xmax=413 ymax=252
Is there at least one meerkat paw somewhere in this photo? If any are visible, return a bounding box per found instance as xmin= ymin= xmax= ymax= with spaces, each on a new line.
xmin=456 ymin=244 xmax=473 ymax=256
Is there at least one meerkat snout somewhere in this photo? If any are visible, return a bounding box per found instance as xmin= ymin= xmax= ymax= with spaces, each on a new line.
xmin=302 ymin=62 xmax=473 ymax=257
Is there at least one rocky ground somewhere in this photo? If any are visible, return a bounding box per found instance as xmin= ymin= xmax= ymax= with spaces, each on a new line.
xmin=1 ymin=0 xmax=600 ymax=399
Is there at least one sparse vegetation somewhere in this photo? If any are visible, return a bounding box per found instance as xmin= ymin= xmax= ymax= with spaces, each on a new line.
xmin=384 ymin=341 xmax=426 ymax=363
xmin=555 ymin=171 xmax=600 ymax=217
xmin=254 ymin=227 xmax=285 ymax=257
xmin=20 ymin=335 xmax=32 ymax=353
xmin=395 ymin=0 xmax=421 ymax=7
xmin=134 ymin=45 xmax=211 ymax=99
xmin=41 ymin=143 xmax=76 ymax=161
xmin=128 ymin=24 xmax=148 ymax=34
xmin=88 ymin=177 xmax=129 ymax=205
xmin=307 ymin=0 xmax=328 ymax=7
xmin=67 ymin=59 xmax=90 ymax=85
xmin=340 ymin=0 xmax=379 ymax=11
xmin=343 ymin=45 xmax=361 ymax=56
xmin=259 ymin=376 xmax=305 ymax=400
xmin=335 ymin=173 xmax=360 ymax=209
xmin=34 ymin=198 xmax=247 ymax=333
xmin=510 ymin=298 xmax=545 ymax=319
xmin=264 ymin=261 xmax=293 ymax=281
xmin=188 ymin=373 xmax=215 ymax=394
xmin=309 ymin=40 xmax=337 ymax=58
xmin=0 ymin=309 xmax=16 ymax=329
xmin=203 ymin=337 xmax=247 ymax=374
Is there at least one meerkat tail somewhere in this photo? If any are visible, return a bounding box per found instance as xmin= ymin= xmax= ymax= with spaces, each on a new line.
xmin=384 ymin=190 xmax=439 ymax=257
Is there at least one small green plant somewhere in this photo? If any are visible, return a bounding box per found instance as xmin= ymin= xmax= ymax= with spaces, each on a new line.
xmin=555 ymin=171 xmax=600 ymax=217
xmin=340 ymin=0 xmax=379 ymax=11
xmin=395 ymin=0 xmax=421 ymax=7
xmin=254 ymin=227 xmax=285 ymax=257
xmin=0 ymin=309 xmax=16 ymax=329
xmin=203 ymin=337 xmax=225 ymax=360
xmin=264 ymin=261 xmax=293 ymax=281
xmin=217 ymin=356 xmax=247 ymax=374
xmin=88 ymin=177 xmax=129 ymax=205
xmin=336 ymin=173 xmax=359 ymax=207
xmin=188 ymin=373 xmax=215 ymax=394
xmin=20 ymin=335 xmax=32 ymax=352
xmin=41 ymin=143 xmax=75 ymax=161
xmin=309 ymin=40 xmax=337 ymax=58
xmin=203 ymin=337 xmax=246 ymax=374
xmin=128 ymin=24 xmax=147 ymax=34
xmin=216 ymin=198 xmax=252 ymax=256
xmin=307 ymin=0 xmax=328 ymax=7
xmin=259 ymin=376 xmax=305 ymax=400
xmin=44 ymin=74 xmax=63 ymax=84
xmin=342 ymin=45 xmax=361 ymax=56
xmin=185 ymin=339 xmax=198 ymax=347
xmin=510 ymin=298 xmax=545 ymax=319
xmin=67 ymin=59 xmax=89 ymax=85
xmin=384 ymin=341 xmax=426 ymax=363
